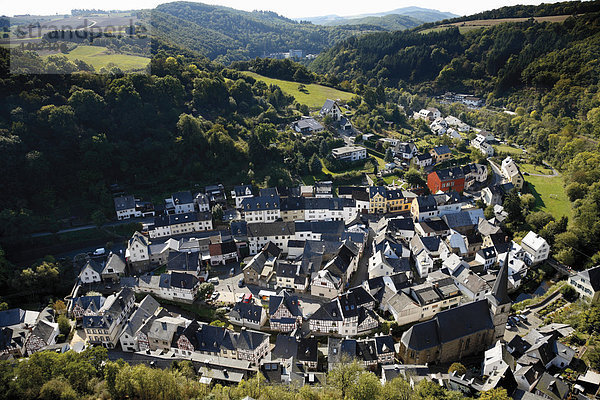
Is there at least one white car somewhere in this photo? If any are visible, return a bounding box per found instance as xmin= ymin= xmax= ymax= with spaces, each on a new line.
xmin=208 ymin=277 xmax=219 ymax=285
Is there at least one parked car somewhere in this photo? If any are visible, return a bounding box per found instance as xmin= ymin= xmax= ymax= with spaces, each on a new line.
xmin=238 ymin=279 xmax=244 ymax=288
xmin=93 ymin=248 xmax=106 ymax=256
xmin=242 ymin=293 xmax=253 ymax=304
xmin=229 ymin=268 xmax=235 ymax=277
xmin=210 ymin=292 xmax=219 ymax=301
xmin=208 ymin=277 xmax=219 ymax=285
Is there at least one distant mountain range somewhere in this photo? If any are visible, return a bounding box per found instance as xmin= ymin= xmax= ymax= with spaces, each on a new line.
xmin=299 ymin=6 xmax=459 ymax=26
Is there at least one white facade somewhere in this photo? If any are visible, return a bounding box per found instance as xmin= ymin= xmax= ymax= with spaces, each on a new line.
xmin=521 ymin=231 xmax=550 ymax=265
xmin=80 ymin=264 xmax=101 ymax=284
xmin=331 ymin=146 xmax=367 ymax=162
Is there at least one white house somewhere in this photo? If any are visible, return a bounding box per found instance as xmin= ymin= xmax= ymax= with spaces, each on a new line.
xmin=331 ymin=146 xmax=367 ymax=162
xmin=413 ymin=153 xmax=433 ymax=168
xmin=521 ymin=231 xmax=550 ymax=265
xmin=501 ymin=157 xmax=524 ymax=190
xmin=149 ymin=212 xmax=213 ymax=239
xmin=320 ymin=99 xmax=343 ymax=121
xmin=167 ymin=191 xmax=195 ymax=214
xmin=114 ymin=195 xmax=140 ymax=220
xmin=569 ymin=266 xmax=600 ymax=302
xmin=79 ymin=260 xmax=103 ymax=283
xmin=394 ymin=142 xmax=418 ymax=160
xmin=241 ymin=195 xmax=281 ymax=223
xmin=232 ymin=185 xmax=254 ymax=209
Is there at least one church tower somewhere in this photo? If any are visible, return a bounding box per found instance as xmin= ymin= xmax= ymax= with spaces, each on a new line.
xmin=487 ymin=257 xmax=511 ymax=342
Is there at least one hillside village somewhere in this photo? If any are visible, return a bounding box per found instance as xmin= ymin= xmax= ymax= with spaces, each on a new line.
xmin=2 ymin=96 xmax=596 ymax=399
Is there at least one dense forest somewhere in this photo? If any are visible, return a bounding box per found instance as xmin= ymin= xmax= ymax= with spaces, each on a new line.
xmin=144 ymin=1 xmax=381 ymax=63
xmin=0 ymin=50 xmax=348 ymax=254
xmin=311 ymin=11 xmax=600 ymax=112
xmin=0 ymin=347 xmax=509 ymax=400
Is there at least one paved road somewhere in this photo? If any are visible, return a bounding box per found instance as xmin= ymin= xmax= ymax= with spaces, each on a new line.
xmin=30 ymin=216 xmax=155 ymax=238
xmin=526 ymin=162 xmax=559 ymax=177
xmin=349 ymin=227 xmax=374 ymax=288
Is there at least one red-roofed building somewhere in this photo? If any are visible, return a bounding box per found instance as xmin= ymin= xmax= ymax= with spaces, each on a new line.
xmin=427 ymin=167 xmax=465 ymax=193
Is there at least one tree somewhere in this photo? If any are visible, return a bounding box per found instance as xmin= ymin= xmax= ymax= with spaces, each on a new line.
xmin=484 ymin=205 xmax=495 ymax=220
xmin=349 ymin=372 xmax=381 ymax=400
xmin=384 ymin=147 xmax=394 ymax=163
xmin=560 ymin=284 xmax=579 ymax=302
xmin=39 ymin=378 xmax=77 ymax=400
xmin=198 ymin=282 xmax=214 ymax=299
xmin=503 ymin=190 xmax=524 ymax=224
xmin=448 ymin=362 xmax=466 ymax=376
xmin=309 ymin=154 xmax=322 ymax=175
xmin=211 ymin=204 xmax=223 ymax=222
xmin=405 ymin=168 xmax=425 ymax=188
xmin=57 ymin=315 xmax=71 ymax=337
xmin=520 ymin=193 xmax=536 ymax=211
xmin=327 ymin=359 xmax=363 ymax=399
xmin=480 ymin=388 xmax=511 ymax=400
xmin=53 ymin=300 xmax=67 ymax=315
xmin=91 ymin=210 xmax=107 ymax=228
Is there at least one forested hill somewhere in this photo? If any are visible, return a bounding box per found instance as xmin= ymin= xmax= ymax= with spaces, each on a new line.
xmin=310 ymin=10 xmax=600 ymax=118
xmin=145 ymin=1 xmax=380 ymax=63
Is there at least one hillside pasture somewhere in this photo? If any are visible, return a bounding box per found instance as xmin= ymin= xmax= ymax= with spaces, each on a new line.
xmin=420 ymin=14 xmax=573 ymax=34
xmin=43 ymin=45 xmax=150 ymax=71
xmin=242 ymin=72 xmax=354 ymax=108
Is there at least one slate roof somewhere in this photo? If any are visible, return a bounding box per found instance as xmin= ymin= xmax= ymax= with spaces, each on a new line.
xmin=310 ymin=301 xmax=342 ymax=321
xmin=375 ymin=335 xmax=395 ymax=354
xmin=401 ymin=300 xmax=494 ymax=351
xmin=578 ymin=266 xmax=600 ymax=291
xmin=415 ymin=153 xmax=433 ymax=162
xmin=154 ymin=212 xmax=204 ymax=228
xmin=160 ymin=272 xmax=198 ymax=290
xmin=417 ymin=218 xmax=450 ymax=234
xmin=338 ymin=292 xmax=359 ymax=319
xmin=297 ymin=337 xmax=318 ymax=362
xmin=230 ymin=221 xmax=248 ymax=238
xmin=433 ymin=167 xmax=465 ymax=181
xmin=443 ymin=212 xmax=476 ymax=230
xmin=235 ymin=329 xmax=268 ymax=351
xmin=172 ymin=191 xmax=194 ymax=205
xmin=233 ymin=185 xmax=253 ymax=197
xmin=272 ymin=334 xmax=298 ymax=359
xmin=269 ymin=291 xmax=302 ymax=317
xmin=241 ymin=195 xmax=280 ymax=211
xmin=70 ymin=296 xmax=106 ymax=315
xmin=247 ymin=221 xmax=295 ymax=237
xmin=387 ymin=217 xmax=415 ymax=232
xmin=415 ymin=196 xmax=437 ymax=212
xmin=103 ymin=253 xmax=127 ymax=275
xmin=0 ymin=309 xmax=26 ymax=328
xmin=230 ymin=302 xmax=264 ymax=324
xmin=280 ymin=196 xmax=305 ymax=211
xmin=83 ymin=259 xmax=104 ymax=275
xmin=488 ymin=261 xmax=511 ymax=306
xmin=431 ymin=145 xmax=451 ymax=155
xmin=121 ymin=295 xmax=160 ymax=337
xmin=320 ymin=99 xmax=337 ymax=114
xmin=293 ymin=118 xmax=324 ymax=131
xmin=114 ymin=195 xmax=136 ymax=211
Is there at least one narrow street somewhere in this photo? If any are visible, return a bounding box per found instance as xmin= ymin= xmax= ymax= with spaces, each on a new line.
xmin=349 ymin=227 xmax=374 ymax=288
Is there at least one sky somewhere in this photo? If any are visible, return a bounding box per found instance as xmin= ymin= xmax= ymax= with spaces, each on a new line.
xmin=3 ymin=0 xmax=568 ymax=18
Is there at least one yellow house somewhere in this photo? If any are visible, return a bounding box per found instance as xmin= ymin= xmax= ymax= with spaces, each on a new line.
xmin=386 ymin=189 xmax=411 ymax=213
xmin=369 ymin=187 xmax=414 ymax=214
xmin=430 ymin=145 xmax=452 ymax=163
xmin=369 ymin=187 xmax=387 ymax=213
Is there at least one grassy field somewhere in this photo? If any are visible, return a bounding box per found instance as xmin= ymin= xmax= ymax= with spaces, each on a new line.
xmin=243 ymin=72 xmax=354 ymax=108
xmin=420 ymin=14 xmax=572 ymax=34
xmin=521 ymin=163 xmax=554 ymax=175
xmin=494 ymin=144 xmax=523 ymax=156
xmin=44 ymin=45 xmax=150 ymax=71
xmin=524 ymin=174 xmax=572 ymax=219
